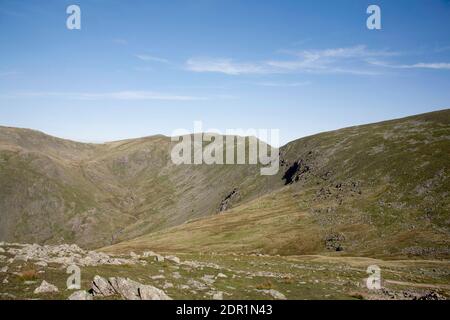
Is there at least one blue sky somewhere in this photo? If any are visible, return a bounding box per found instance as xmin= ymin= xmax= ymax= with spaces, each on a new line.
xmin=0 ymin=0 xmax=449 ymax=145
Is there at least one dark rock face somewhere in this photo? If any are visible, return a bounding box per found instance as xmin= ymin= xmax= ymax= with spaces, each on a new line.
xmin=218 ymin=188 xmax=239 ymax=212
xmin=282 ymin=160 xmax=311 ymax=185
xmin=324 ymin=233 xmax=345 ymax=251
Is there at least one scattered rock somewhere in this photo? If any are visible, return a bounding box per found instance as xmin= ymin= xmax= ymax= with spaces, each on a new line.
xmin=68 ymin=291 xmax=93 ymax=300
xmin=415 ymin=290 xmax=445 ymax=300
xmin=201 ymin=275 xmax=216 ymax=285
xmin=259 ymin=289 xmax=287 ymax=300
xmin=212 ymin=291 xmax=224 ymax=300
xmin=217 ymin=273 xmax=228 ymax=279
xmin=143 ymin=251 xmax=157 ymax=258
xmin=0 ymin=266 xmax=8 ymax=273
xmin=34 ymin=280 xmax=59 ymax=294
xmin=34 ymin=261 xmax=48 ymax=267
xmin=165 ymin=255 xmax=181 ymax=264
xmin=163 ymin=282 xmax=174 ymax=289
xmin=324 ymin=233 xmax=345 ymax=251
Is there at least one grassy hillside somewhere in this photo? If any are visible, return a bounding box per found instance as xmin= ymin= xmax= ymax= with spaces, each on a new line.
xmin=0 ymin=128 xmax=273 ymax=248
xmin=104 ymin=109 xmax=450 ymax=259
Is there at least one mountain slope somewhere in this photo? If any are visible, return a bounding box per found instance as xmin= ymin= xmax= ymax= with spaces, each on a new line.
xmin=0 ymin=128 xmax=275 ymax=247
xmin=103 ymin=109 xmax=450 ymax=259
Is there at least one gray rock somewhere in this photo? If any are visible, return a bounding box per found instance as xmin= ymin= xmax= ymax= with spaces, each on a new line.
xmin=109 ymin=277 xmax=171 ymax=300
xmin=264 ymin=289 xmax=287 ymax=300
xmin=68 ymin=290 xmax=93 ymax=300
xmin=143 ymin=251 xmax=157 ymax=258
xmin=34 ymin=261 xmax=48 ymax=267
xmin=165 ymin=255 xmax=181 ymax=264
xmin=212 ymin=291 xmax=224 ymax=300
xmin=91 ymin=275 xmax=116 ymax=297
xmin=34 ymin=280 xmax=59 ymax=294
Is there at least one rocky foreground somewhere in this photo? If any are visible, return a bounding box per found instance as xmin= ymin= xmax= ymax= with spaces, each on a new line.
xmin=0 ymin=242 xmax=449 ymax=300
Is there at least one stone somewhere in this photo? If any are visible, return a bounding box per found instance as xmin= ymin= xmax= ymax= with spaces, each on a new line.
xmin=68 ymin=290 xmax=93 ymax=300
xmin=143 ymin=251 xmax=157 ymax=258
xmin=165 ymin=255 xmax=181 ymax=264
xmin=0 ymin=266 xmax=8 ymax=273
xmin=91 ymin=275 xmax=116 ymax=297
xmin=163 ymin=282 xmax=174 ymax=289
xmin=34 ymin=280 xmax=59 ymax=294
xmin=212 ymin=291 xmax=224 ymax=300
xmin=201 ymin=275 xmax=216 ymax=285
xmin=108 ymin=277 xmax=171 ymax=300
xmin=217 ymin=273 xmax=228 ymax=278
xmin=156 ymin=255 xmax=165 ymax=262
xmin=266 ymin=289 xmax=287 ymax=300
xmin=35 ymin=261 xmax=48 ymax=267
xmin=139 ymin=284 xmax=172 ymax=300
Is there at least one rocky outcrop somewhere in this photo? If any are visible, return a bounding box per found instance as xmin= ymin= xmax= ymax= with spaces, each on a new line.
xmin=218 ymin=188 xmax=239 ymax=212
xmin=324 ymin=233 xmax=345 ymax=251
xmin=91 ymin=275 xmax=171 ymax=300
xmin=4 ymin=243 xmax=136 ymax=267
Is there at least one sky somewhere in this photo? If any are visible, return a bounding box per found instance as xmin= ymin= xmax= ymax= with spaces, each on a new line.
xmin=0 ymin=0 xmax=449 ymax=146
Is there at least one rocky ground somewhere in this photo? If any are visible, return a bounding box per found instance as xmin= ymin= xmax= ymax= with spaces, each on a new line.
xmin=0 ymin=242 xmax=449 ymax=300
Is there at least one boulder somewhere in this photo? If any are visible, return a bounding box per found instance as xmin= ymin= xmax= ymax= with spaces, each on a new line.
xmin=165 ymin=255 xmax=181 ymax=264
xmin=91 ymin=275 xmax=116 ymax=297
xmin=109 ymin=277 xmax=171 ymax=300
xmin=34 ymin=280 xmax=59 ymax=294
xmin=266 ymin=289 xmax=287 ymax=300
xmin=68 ymin=291 xmax=93 ymax=300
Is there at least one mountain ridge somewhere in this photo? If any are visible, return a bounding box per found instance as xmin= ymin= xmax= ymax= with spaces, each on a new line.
xmin=1 ymin=109 xmax=449 ymax=259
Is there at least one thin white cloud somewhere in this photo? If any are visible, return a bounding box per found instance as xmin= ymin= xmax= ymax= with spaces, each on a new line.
xmin=186 ymin=45 xmax=395 ymax=76
xmin=1 ymin=91 xmax=207 ymax=101
xmin=266 ymin=45 xmax=396 ymax=75
xmin=186 ymin=58 xmax=268 ymax=75
xmin=253 ymin=81 xmax=311 ymax=87
xmin=368 ymin=60 xmax=450 ymax=70
xmin=408 ymin=63 xmax=450 ymax=70
xmin=135 ymin=54 xmax=169 ymax=64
